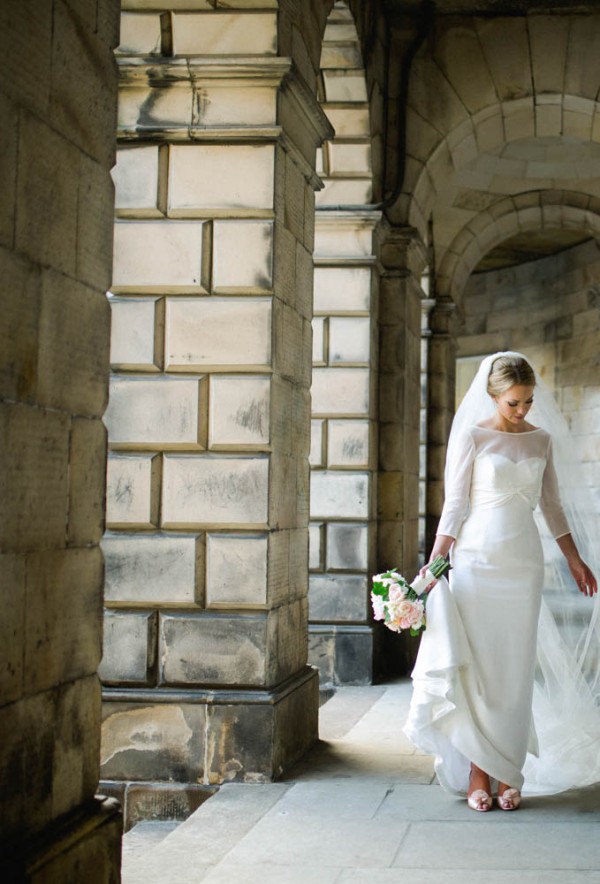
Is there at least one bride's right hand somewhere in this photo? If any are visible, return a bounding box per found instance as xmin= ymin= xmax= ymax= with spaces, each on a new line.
xmin=419 ymin=563 xmax=438 ymax=593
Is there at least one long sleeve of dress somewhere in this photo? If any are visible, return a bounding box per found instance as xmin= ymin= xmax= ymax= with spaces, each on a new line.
xmin=436 ymin=429 xmax=476 ymax=539
xmin=539 ymin=437 xmax=570 ymax=539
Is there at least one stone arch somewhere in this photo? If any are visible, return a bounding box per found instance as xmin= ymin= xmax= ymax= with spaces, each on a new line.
xmin=407 ymin=96 xmax=600 ymax=247
xmin=401 ymin=11 xmax=600 ymax=242
xmin=437 ymin=191 xmax=600 ymax=302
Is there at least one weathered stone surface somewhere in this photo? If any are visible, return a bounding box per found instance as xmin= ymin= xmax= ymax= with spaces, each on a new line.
xmin=16 ymin=112 xmax=79 ymax=276
xmin=310 ymin=419 xmax=325 ymax=466
xmin=311 ymin=368 xmax=370 ymax=416
xmin=309 ymin=626 xmax=373 ymax=685
xmin=50 ymin=0 xmax=117 ymax=166
xmin=101 ymin=702 xmax=206 ymax=782
xmin=103 ymin=534 xmax=202 ymax=605
xmin=267 ymin=598 xmax=309 ymax=684
xmin=168 ymin=144 xmax=274 ymax=214
xmin=117 ymin=12 xmax=162 ymax=55
xmin=113 ymin=146 xmax=161 ymax=213
xmin=77 ymin=153 xmax=115 ymax=293
xmin=212 ymin=221 xmax=273 ymax=293
xmin=208 ymin=375 xmax=270 ymax=448
xmin=123 ymin=783 xmax=215 ymax=830
xmin=312 ymin=316 xmax=326 ymax=364
xmin=322 ymin=70 xmax=368 ymax=103
xmin=0 ymin=91 xmax=17 ymax=248
xmin=309 ymin=574 xmax=368 ymax=622
xmin=326 ymin=522 xmax=369 ymax=571
xmin=105 ymin=376 xmax=207 ymax=449
xmin=329 ymin=317 xmax=371 ymax=364
xmin=24 ymin=549 xmax=103 ymax=695
xmin=106 ymin=454 xmax=159 ymax=528
xmin=310 ymin=471 xmax=370 ymax=519
xmin=113 ymin=221 xmax=207 ymax=292
xmin=0 ymin=553 xmax=25 ymax=704
xmin=24 ymin=796 xmax=121 ymax=884
xmin=159 ymin=613 xmax=268 ymax=685
xmin=0 ymin=247 xmax=41 ymax=402
xmin=327 ymin=419 xmax=370 ymax=467
xmin=203 ymin=669 xmax=318 ymax=784
xmin=162 ymin=455 xmax=269 ymax=528
xmin=1 ymin=676 xmax=102 ymax=844
xmin=0 ymin=402 xmax=69 ymax=551
xmin=171 ymin=11 xmax=277 ymax=56
xmin=309 ymin=522 xmax=324 ymax=570
xmin=118 ymin=82 xmax=194 ymax=132
xmin=206 ymin=533 xmax=268 ymax=607
xmin=37 ymin=270 xmax=110 ymax=416
xmin=165 ymin=298 xmax=272 ymax=370
xmin=99 ymin=610 xmax=157 ymax=685
xmin=68 ymin=417 xmax=107 ymax=546
xmin=109 ymin=296 xmax=162 ymax=370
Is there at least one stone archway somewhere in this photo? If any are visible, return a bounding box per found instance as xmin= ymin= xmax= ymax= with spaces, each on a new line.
xmin=396 ymin=11 xmax=600 ymax=545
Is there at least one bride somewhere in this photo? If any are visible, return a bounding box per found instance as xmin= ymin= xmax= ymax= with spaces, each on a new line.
xmin=403 ymin=351 xmax=599 ymax=812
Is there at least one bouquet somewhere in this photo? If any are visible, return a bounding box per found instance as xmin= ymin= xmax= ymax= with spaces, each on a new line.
xmin=371 ymin=554 xmax=451 ymax=636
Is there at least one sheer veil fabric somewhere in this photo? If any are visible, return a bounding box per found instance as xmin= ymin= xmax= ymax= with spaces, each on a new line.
xmin=404 ymin=351 xmax=600 ymax=795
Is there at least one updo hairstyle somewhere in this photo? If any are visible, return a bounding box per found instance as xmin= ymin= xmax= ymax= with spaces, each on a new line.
xmin=487 ymin=355 xmax=535 ymax=398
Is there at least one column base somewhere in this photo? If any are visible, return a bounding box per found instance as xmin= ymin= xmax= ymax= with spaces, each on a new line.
xmin=309 ymin=625 xmax=374 ymax=686
xmin=7 ymin=796 xmax=121 ymax=883
xmin=100 ymin=666 xmax=319 ymax=808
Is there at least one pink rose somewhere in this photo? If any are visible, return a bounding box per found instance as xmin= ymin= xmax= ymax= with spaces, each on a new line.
xmin=388 ymin=582 xmax=407 ymax=603
xmin=398 ymin=599 xmax=425 ymax=630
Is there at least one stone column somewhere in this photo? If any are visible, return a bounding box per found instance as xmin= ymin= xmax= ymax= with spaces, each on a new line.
xmin=377 ymin=226 xmax=429 ymax=675
xmin=425 ymin=297 xmax=457 ymax=555
xmin=309 ymin=210 xmax=382 ymax=686
xmin=0 ymin=0 xmax=121 ymax=878
xmin=100 ymin=5 xmax=333 ymax=820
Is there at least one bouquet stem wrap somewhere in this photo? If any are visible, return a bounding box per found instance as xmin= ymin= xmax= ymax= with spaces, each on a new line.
xmin=410 ymin=555 xmax=450 ymax=596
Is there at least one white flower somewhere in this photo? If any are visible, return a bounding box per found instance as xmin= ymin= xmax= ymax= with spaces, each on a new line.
xmin=371 ymin=593 xmax=385 ymax=621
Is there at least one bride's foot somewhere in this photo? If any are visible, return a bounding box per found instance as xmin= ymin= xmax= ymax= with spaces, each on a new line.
xmin=467 ymin=764 xmax=493 ymax=812
xmin=497 ymin=784 xmax=521 ymax=811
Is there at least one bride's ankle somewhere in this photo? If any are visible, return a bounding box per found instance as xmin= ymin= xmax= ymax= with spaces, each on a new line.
xmin=469 ymin=764 xmax=491 ymax=794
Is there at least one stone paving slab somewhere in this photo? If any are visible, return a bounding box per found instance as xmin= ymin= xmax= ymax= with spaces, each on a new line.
xmin=121 ymin=681 xmax=600 ymax=883
xmin=339 ymin=872 xmax=598 ymax=884
xmin=392 ymin=820 xmax=600 ymax=870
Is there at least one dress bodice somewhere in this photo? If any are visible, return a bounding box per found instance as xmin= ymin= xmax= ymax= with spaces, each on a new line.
xmin=437 ymin=425 xmax=570 ymax=540
xmin=470 ymin=452 xmax=546 ymax=511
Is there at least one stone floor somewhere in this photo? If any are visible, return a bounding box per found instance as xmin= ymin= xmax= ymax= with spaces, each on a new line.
xmin=121 ymin=680 xmax=600 ymax=883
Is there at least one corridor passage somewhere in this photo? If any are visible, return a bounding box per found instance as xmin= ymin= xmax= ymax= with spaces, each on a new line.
xmin=122 ymin=681 xmax=600 ymax=883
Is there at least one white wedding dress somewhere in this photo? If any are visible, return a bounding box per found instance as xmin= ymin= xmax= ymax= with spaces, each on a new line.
xmin=404 ymin=424 xmax=574 ymax=795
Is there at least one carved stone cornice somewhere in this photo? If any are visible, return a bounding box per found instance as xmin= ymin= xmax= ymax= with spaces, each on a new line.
xmin=117 ymin=55 xmax=334 ymax=149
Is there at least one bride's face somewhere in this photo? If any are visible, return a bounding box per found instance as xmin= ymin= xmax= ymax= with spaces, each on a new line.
xmin=494 ymin=384 xmax=535 ymax=428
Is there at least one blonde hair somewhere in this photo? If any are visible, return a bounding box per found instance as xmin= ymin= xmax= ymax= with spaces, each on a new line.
xmin=487 ymin=355 xmax=535 ymax=397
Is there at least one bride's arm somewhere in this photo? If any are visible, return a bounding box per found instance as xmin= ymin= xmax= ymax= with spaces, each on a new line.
xmin=419 ymin=429 xmax=475 ymax=581
xmin=541 ymin=437 xmax=597 ymax=596
xmin=555 ymin=534 xmax=597 ymax=597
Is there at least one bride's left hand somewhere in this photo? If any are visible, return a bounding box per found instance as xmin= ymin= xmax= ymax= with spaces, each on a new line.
xmin=568 ymin=558 xmax=598 ymax=597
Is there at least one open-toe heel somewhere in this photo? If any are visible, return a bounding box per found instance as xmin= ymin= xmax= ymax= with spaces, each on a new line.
xmin=467 ymin=789 xmax=493 ymax=812
xmin=497 ymin=788 xmax=521 ymax=811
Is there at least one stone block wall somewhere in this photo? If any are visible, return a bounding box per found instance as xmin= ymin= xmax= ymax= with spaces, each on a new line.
xmin=0 ymin=0 xmax=121 ymax=878
xmin=100 ymin=1 xmax=333 ymax=809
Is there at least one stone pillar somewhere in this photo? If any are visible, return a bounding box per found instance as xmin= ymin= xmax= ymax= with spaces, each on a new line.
xmin=309 ymin=211 xmax=381 ymax=686
xmin=425 ymin=297 xmax=457 ymax=555
xmin=100 ymin=4 xmax=333 ymax=819
xmin=0 ymin=0 xmax=121 ymax=878
xmin=376 ymin=227 xmax=429 ymax=673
